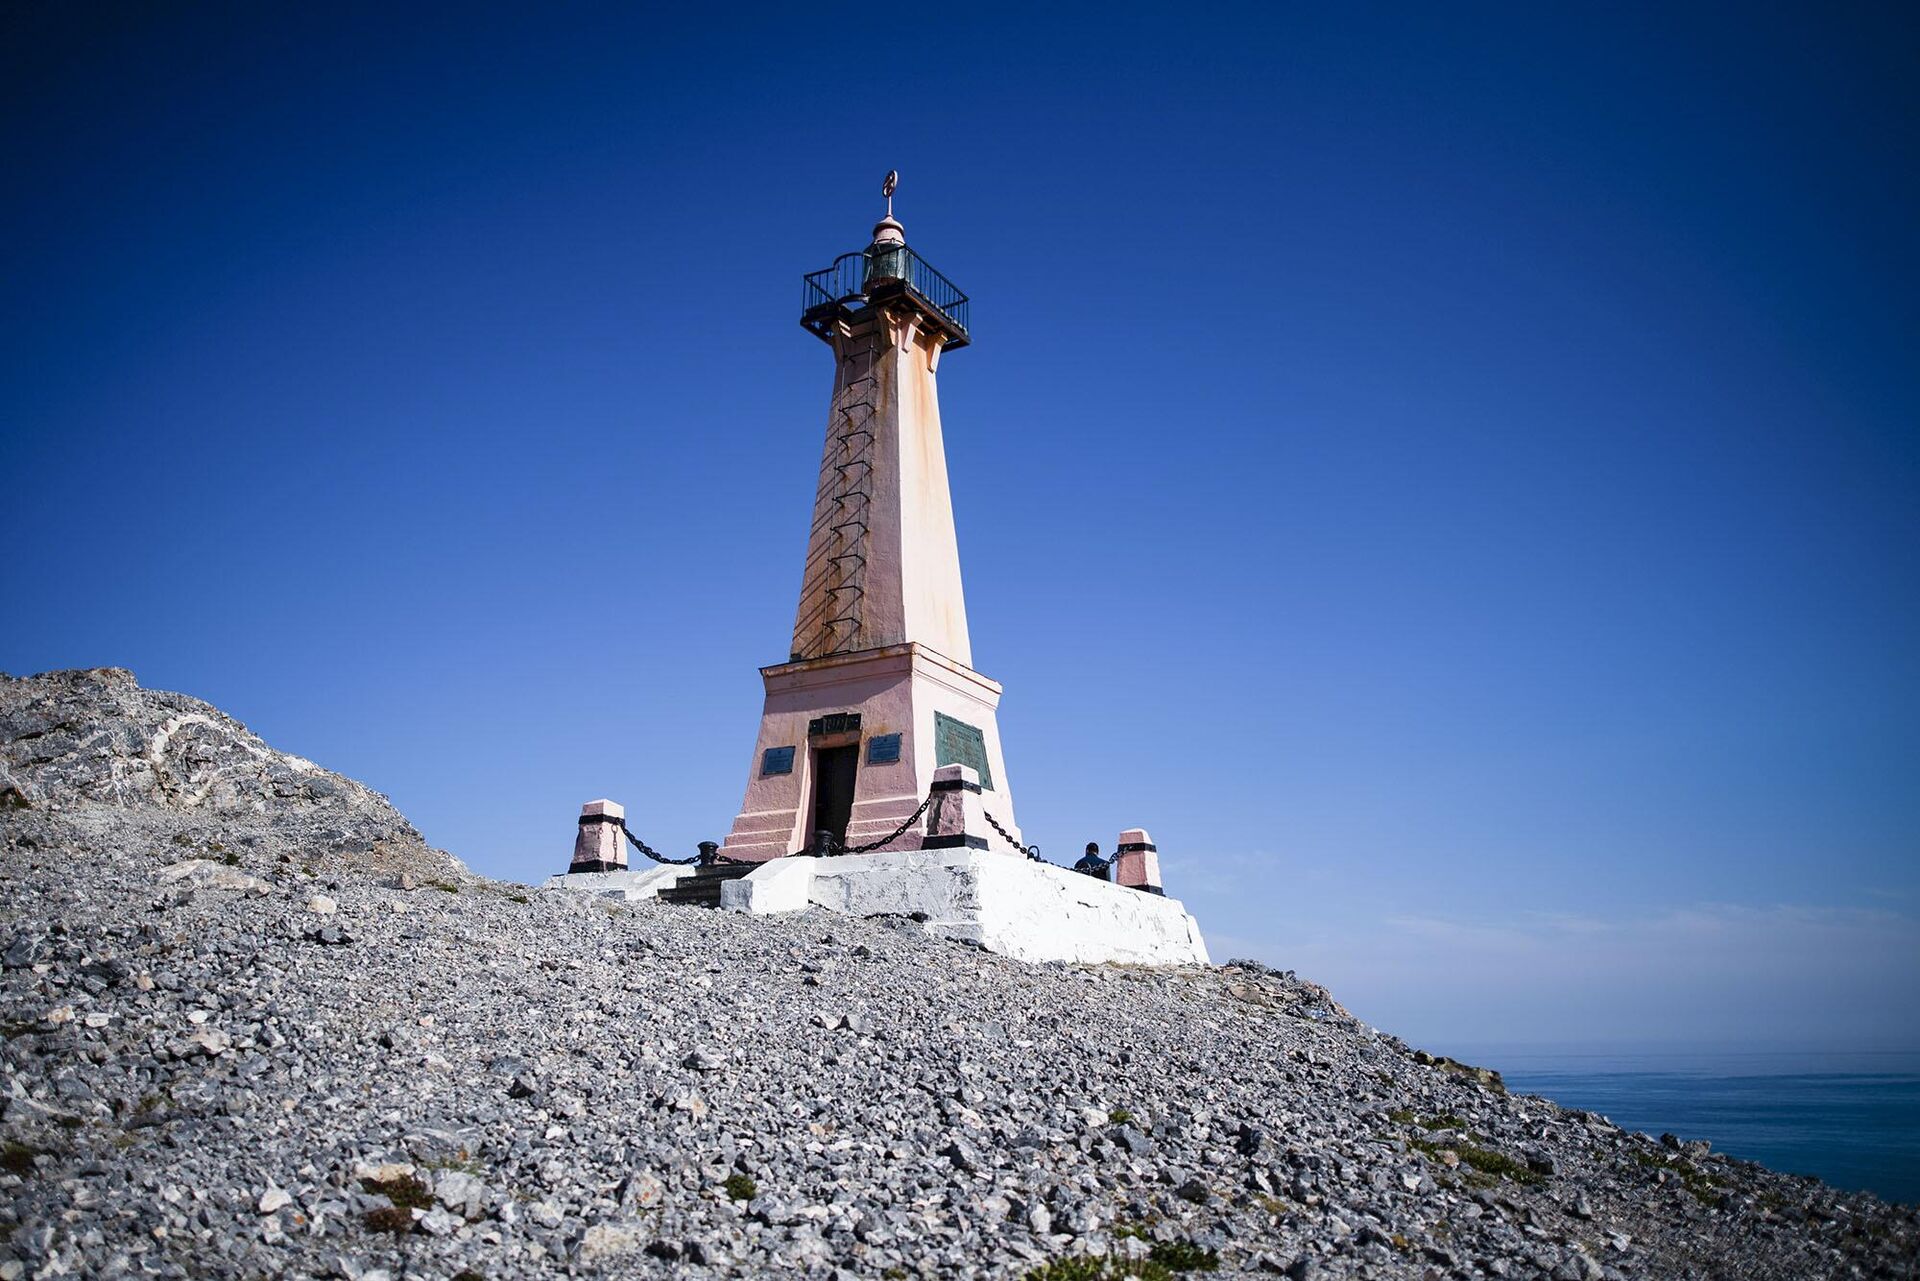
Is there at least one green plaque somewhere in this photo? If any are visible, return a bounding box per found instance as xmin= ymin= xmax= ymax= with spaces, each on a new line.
xmin=932 ymin=712 xmax=993 ymax=790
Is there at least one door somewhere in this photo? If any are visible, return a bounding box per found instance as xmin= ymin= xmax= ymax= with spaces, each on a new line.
xmin=811 ymin=744 xmax=859 ymax=848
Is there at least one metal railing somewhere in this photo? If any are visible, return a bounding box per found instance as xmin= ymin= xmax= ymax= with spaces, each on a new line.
xmin=802 ymin=245 xmax=970 ymax=341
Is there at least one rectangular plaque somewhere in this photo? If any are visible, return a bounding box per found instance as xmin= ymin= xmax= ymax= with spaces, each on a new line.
xmin=761 ymin=746 xmax=795 ymax=776
xmin=866 ymin=733 xmax=902 ymax=765
xmin=807 ymin=712 xmax=862 ymax=738
xmin=932 ymin=711 xmax=993 ymax=789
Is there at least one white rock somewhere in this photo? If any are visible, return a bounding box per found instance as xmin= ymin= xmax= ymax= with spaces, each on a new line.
xmin=257 ymin=1185 xmax=292 ymax=1214
xmin=159 ymin=859 xmax=270 ymax=893
xmin=306 ymin=894 xmax=337 ymax=915
xmin=578 ymin=1223 xmax=644 ymax=1262
xmin=417 ymin=1206 xmax=461 ymax=1237
xmin=188 ymin=1028 xmax=232 ymax=1056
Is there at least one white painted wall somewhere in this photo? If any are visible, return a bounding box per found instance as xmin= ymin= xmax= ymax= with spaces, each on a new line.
xmin=542 ymin=865 xmax=694 ymax=901
xmin=713 ymin=850 xmax=1209 ymax=967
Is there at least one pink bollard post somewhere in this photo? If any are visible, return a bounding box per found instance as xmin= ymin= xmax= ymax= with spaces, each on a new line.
xmin=921 ymin=763 xmax=990 ymax=851
xmin=1112 ymin=827 xmax=1164 ymax=895
xmin=570 ymin=799 xmax=628 ymax=873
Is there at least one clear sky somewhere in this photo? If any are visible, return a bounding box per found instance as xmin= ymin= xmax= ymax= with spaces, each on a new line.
xmin=5 ymin=3 xmax=1916 ymax=1053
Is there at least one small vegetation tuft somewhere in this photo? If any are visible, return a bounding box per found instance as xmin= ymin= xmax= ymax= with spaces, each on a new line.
xmin=1412 ymin=1137 xmax=1543 ymax=1187
xmin=1253 ymin=1193 xmax=1290 ymax=1218
xmin=723 ymin=1172 xmax=757 ymax=1202
xmin=363 ymin=1205 xmax=414 ymax=1235
xmin=1108 ymin=1108 xmax=1133 ymax=1124
xmin=360 ymin=1171 xmax=434 ymax=1210
xmin=1632 ymin=1149 xmax=1720 ymax=1205
xmin=2 ymin=1141 xmax=46 ymax=1177
xmin=1146 ymin=1240 xmax=1220 ymax=1271
xmin=1021 ymin=1259 xmax=1175 ymax=1281
xmin=1455 ymin=1145 xmax=1542 ymax=1185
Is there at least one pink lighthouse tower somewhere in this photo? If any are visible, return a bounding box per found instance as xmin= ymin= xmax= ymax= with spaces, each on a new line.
xmin=717 ymin=179 xmax=1026 ymax=861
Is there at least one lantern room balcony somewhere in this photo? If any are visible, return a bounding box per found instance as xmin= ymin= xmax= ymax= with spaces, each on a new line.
xmin=801 ymin=245 xmax=970 ymax=350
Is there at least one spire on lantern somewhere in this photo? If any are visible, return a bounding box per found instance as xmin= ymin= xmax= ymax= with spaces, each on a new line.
xmin=873 ymin=169 xmax=905 ymax=246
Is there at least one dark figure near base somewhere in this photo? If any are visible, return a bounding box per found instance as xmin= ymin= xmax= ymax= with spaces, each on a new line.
xmin=1074 ymin=842 xmax=1111 ymax=880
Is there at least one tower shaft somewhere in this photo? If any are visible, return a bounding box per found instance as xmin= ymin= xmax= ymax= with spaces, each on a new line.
xmin=791 ymin=305 xmax=971 ymax=667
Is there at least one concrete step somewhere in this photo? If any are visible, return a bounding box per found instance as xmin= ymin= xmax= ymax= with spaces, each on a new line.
xmin=656 ymin=863 xmax=755 ymax=908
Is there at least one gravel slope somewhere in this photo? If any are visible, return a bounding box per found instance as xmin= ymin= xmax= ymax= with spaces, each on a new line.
xmin=2 ymin=669 xmax=1914 ymax=1280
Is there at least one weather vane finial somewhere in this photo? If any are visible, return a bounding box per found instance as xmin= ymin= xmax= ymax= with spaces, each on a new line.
xmin=882 ymin=170 xmax=898 ymax=219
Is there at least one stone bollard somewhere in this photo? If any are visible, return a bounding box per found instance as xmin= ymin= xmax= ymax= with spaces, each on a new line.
xmin=921 ymin=763 xmax=990 ymax=851
xmin=1112 ymin=827 xmax=1164 ymax=895
xmin=570 ymin=799 xmax=627 ymax=873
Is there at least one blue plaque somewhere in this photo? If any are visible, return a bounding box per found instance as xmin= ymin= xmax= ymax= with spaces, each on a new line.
xmin=867 ymin=733 xmax=902 ymax=765
xmin=761 ymin=746 xmax=795 ymax=777
xmin=933 ymin=712 xmax=993 ymax=789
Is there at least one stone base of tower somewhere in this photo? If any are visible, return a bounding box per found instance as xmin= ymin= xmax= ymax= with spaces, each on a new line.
xmin=714 ymin=848 xmax=1209 ymax=966
xmin=719 ymin=642 xmax=1024 ymax=861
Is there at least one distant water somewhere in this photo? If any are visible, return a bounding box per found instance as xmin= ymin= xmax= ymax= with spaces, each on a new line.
xmin=1448 ymin=1047 xmax=1920 ymax=1206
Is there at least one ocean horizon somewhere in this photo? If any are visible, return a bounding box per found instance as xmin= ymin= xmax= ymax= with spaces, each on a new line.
xmin=1436 ymin=1045 xmax=1920 ymax=1207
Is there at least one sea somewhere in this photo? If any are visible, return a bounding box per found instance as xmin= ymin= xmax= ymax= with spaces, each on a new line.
xmin=1443 ymin=1047 xmax=1920 ymax=1207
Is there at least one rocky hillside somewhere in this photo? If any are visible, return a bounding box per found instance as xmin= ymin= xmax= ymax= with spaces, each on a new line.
xmin=1 ymin=670 xmax=1913 ymax=1280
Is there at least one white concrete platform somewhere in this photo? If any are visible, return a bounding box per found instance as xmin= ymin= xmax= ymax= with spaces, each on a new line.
xmin=543 ymin=864 xmax=696 ymax=901
xmin=719 ymin=849 xmax=1209 ymax=966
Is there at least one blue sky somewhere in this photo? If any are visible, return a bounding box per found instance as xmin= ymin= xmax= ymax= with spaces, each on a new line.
xmin=5 ymin=3 xmax=1916 ymax=1051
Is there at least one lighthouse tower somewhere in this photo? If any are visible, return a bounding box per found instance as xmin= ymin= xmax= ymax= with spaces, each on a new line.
xmin=718 ymin=191 xmax=1023 ymax=861
xmin=554 ymin=179 xmax=1208 ymax=964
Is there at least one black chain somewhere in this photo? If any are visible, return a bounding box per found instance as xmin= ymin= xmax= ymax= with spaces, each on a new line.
xmin=581 ymin=816 xmax=755 ymax=867
xmin=797 ymin=792 xmax=935 ymax=857
xmin=982 ymin=812 xmax=1124 ymax=879
xmin=843 ymin=792 xmax=934 ymax=853
xmin=612 ymin=820 xmax=701 ymax=866
xmin=983 ymin=810 xmax=1048 ymax=863
xmin=590 ymin=795 xmax=1099 ymax=878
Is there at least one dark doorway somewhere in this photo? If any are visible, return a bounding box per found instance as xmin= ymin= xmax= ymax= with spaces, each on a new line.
xmin=811 ymin=744 xmax=859 ymax=847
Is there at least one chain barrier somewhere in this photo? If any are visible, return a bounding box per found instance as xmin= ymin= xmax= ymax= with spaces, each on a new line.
xmin=841 ymin=792 xmax=935 ymax=853
xmin=579 ymin=815 xmax=755 ymax=867
xmin=981 ymin=811 xmax=1131 ymax=881
xmin=589 ymin=789 xmax=1115 ymax=878
xmin=983 ymin=810 xmax=1048 ymax=864
xmin=793 ymin=791 xmax=936 ymax=857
